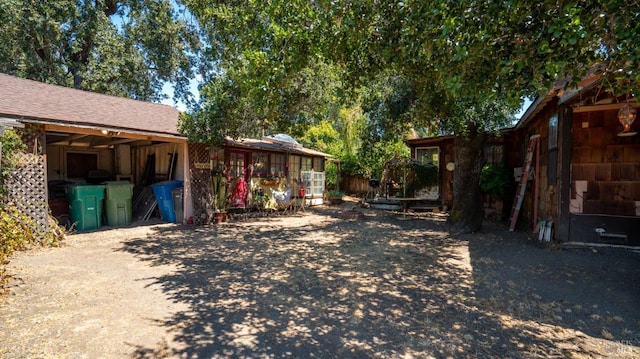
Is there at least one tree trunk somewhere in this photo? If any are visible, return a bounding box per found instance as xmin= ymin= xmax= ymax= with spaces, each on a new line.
xmin=446 ymin=124 xmax=485 ymax=233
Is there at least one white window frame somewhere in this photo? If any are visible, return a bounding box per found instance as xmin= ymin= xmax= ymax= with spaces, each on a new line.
xmin=300 ymin=170 xmax=325 ymax=197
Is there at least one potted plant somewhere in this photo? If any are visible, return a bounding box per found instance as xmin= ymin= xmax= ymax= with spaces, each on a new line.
xmin=480 ymin=164 xmax=511 ymax=219
xmin=326 ymin=189 xmax=345 ymax=205
xmin=212 ymin=169 xmax=230 ymax=223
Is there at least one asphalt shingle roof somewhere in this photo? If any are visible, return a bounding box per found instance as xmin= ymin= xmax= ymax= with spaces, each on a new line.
xmin=0 ymin=73 xmax=181 ymax=136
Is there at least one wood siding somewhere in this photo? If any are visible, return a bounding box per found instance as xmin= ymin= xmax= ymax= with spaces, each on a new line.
xmin=570 ymin=109 xmax=640 ymax=217
xmin=516 ymin=100 xmax=562 ymax=230
xmin=340 ymin=175 xmax=370 ymax=195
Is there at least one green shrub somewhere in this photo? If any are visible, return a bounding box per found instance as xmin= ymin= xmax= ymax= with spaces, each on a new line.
xmin=0 ymin=204 xmax=32 ymax=260
xmin=1 ymin=131 xmax=65 ymax=291
xmin=480 ymin=164 xmax=511 ymax=199
xmin=1 ymin=203 xmax=64 ymax=260
xmin=327 ymin=189 xmax=345 ymax=199
xmin=1 ymin=130 xmax=27 ymax=191
xmin=1 ymin=203 xmax=65 ymax=291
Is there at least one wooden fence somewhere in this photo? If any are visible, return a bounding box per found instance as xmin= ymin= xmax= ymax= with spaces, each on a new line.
xmin=340 ymin=175 xmax=370 ymax=195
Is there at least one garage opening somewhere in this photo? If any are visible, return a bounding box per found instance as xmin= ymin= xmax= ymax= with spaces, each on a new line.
xmin=43 ymin=127 xmax=187 ymax=229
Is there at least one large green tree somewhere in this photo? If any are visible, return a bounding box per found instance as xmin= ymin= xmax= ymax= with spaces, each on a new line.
xmin=182 ymin=1 xmax=638 ymax=233
xmin=0 ymin=0 xmax=202 ymax=104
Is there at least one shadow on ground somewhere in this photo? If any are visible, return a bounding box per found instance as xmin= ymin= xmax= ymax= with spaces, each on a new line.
xmin=120 ymin=207 xmax=640 ymax=358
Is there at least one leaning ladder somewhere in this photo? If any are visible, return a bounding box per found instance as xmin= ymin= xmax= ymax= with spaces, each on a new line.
xmin=509 ymin=134 xmax=541 ymax=231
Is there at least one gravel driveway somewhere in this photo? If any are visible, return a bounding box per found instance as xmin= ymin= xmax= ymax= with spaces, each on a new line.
xmin=1 ymin=205 xmax=639 ymax=358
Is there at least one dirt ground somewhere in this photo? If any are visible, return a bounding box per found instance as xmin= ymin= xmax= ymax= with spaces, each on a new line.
xmin=1 ymin=201 xmax=640 ymax=358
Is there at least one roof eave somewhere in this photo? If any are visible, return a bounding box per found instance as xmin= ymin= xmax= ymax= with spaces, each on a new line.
xmin=224 ymin=137 xmax=331 ymax=158
xmin=16 ymin=117 xmax=185 ymax=141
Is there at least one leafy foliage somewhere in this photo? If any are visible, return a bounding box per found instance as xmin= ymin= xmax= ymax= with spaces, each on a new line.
xmin=299 ymin=114 xmax=408 ymax=181
xmin=384 ymin=158 xmax=438 ymax=198
xmin=1 ymin=131 xmax=64 ymax=289
xmin=181 ymin=1 xmax=638 ymax=232
xmin=480 ymin=164 xmax=511 ymax=200
xmin=1 ymin=203 xmax=65 ymax=292
xmin=211 ymin=173 xmax=229 ymax=212
xmin=299 ymin=120 xmax=342 ymax=155
xmin=0 ymin=204 xmax=33 ymax=260
xmin=1 ymin=130 xmax=26 ymax=191
xmin=326 ymin=188 xmax=344 ymax=199
xmin=179 ymin=57 xmax=342 ymax=145
xmin=0 ymin=0 xmax=202 ymax=104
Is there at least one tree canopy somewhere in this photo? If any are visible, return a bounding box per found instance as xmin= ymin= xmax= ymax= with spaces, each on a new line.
xmin=0 ymin=0 xmax=202 ymax=104
xmin=182 ymin=0 xmax=638 ymax=129
xmin=179 ymin=1 xmax=638 ymax=233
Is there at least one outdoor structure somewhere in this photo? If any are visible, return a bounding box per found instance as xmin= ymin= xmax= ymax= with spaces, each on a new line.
xmin=0 ymin=73 xmax=192 ymax=228
xmin=0 ymin=73 xmax=331 ymax=229
xmin=405 ymin=132 xmax=515 ymax=215
xmin=404 ymin=136 xmax=454 ymax=209
xmin=189 ymin=135 xmax=330 ymax=224
xmin=406 ymin=75 xmax=639 ymax=245
xmin=515 ymin=76 xmax=640 ymax=245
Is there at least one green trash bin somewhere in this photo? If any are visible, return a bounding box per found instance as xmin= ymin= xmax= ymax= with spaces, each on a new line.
xmin=104 ymin=181 xmax=134 ymax=226
xmin=66 ymin=184 xmax=106 ymax=231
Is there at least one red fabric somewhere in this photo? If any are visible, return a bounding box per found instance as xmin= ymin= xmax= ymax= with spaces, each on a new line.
xmin=229 ymin=178 xmax=248 ymax=208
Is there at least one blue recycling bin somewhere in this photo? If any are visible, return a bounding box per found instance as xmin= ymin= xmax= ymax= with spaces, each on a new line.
xmin=151 ymin=180 xmax=183 ymax=223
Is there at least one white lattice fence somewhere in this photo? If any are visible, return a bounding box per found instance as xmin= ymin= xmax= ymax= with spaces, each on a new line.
xmin=5 ymin=153 xmax=49 ymax=235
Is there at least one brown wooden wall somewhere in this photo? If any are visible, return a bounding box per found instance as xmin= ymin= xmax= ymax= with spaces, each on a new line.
xmin=406 ymin=137 xmax=455 ymax=210
xmin=516 ymin=100 xmax=560 ymax=229
xmin=439 ymin=139 xmax=455 ymax=209
xmin=571 ymin=109 xmax=640 ymax=216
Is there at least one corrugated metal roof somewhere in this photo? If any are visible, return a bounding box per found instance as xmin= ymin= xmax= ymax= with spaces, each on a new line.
xmin=225 ymin=136 xmax=331 ymax=158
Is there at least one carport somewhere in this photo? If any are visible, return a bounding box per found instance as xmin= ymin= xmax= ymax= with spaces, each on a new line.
xmin=0 ymin=73 xmax=193 ymax=227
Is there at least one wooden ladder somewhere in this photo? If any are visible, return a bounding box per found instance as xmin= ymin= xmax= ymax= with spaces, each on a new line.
xmin=509 ymin=134 xmax=540 ymax=231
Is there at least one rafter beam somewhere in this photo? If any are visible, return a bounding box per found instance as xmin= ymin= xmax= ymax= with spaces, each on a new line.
xmin=572 ymin=100 xmax=638 ymax=113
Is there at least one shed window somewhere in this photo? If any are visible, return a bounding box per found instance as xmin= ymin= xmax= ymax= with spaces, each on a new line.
xmin=549 ymin=114 xmax=558 ymax=149
xmin=270 ymin=153 xmax=286 ymax=178
xmin=289 ymin=155 xmax=300 ymax=183
xmin=252 ymin=152 xmax=269 ymax=177
xmin=415 ymin=147 xmax=439 ymax=167
xmin=484 ymin=144 xmax=504 ymax=165
xmin=313 ymin=157 xmax=324 ymax=171
xmin=300 ymin=170 xmax=325 ymax=197
xmin=301 ymin=157 xmax=312 ymax=171
xmin=229 ymin=151 xmax=246 ymax=179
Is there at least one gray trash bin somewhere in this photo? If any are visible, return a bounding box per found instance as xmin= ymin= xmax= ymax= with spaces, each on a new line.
xmin=171 ymin=187 xmax=184 ymax=224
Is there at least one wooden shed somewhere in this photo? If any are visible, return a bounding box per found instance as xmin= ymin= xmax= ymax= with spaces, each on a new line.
xmin=188 ymin=135 xmax=331 ymax=223
xmin=405 ymin=131 xmax=515 ymax=215
xmin=515 ymin=76 xmax=640 ymax=245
